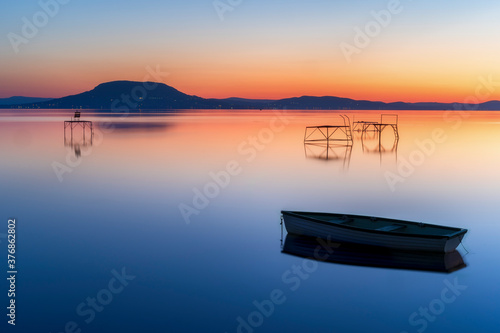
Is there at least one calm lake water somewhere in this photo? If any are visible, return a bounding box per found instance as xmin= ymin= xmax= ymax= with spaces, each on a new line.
xmin=1 ymin=110 xmax=499 ymax=332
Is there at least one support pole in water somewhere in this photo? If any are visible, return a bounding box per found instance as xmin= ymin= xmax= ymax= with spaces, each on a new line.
xmin=460 ymin=241 xmax=470 ymax=255
xmin=280 ymin=215 xmax=284 ymax=249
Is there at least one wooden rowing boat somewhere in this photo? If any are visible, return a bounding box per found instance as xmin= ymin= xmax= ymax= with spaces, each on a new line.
xmin=281 ymin=211 xmax=468 ymax=253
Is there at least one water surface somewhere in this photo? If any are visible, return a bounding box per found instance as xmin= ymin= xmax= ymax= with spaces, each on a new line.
xmin=1 ymin=110 xmax=499 ymax=332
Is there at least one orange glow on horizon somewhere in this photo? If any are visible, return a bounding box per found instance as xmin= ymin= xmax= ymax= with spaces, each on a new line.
xmin=1 ymin=76 xmax=495 ymax=105
xmin=1 ymin=57 xmax=498 ymax=104
xmin=2 ymin=1 xmax=500 ymax=106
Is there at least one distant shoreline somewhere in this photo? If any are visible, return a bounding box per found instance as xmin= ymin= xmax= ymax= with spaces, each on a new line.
xmin=1 ymin=80 xmax=499 ymax=111
xmin=1 ymin=109 xmax=500 ymax=113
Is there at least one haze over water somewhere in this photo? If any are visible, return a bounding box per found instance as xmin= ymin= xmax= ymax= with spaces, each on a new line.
xmin=1 ymin=110 xmax=499 ymax=332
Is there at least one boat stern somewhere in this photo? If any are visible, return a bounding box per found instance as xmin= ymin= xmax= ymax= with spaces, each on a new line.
xmin=444 ymin=230 xmax=467 ymax=253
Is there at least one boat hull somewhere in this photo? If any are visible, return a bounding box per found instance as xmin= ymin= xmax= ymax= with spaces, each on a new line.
xmin=282 ymin=212 xmax=466 ymax=253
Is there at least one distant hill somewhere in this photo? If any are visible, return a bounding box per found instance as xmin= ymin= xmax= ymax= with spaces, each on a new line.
xmin=264 ymin=96 xmax=387 ymax=110
xmin=263 ymin=96 xmax=500 ymax=110
xmin=1 ymin=81 xmax=499 ymax=110
xmin=1 ymin=81 xmax=257 ymax=110
xmin=0 ymin=96 xmax=53 ymax=105
xmin=225 ymin=97 xmax=275 ymax=104
xmin=478 ymin=100 xmax=500 ymax=110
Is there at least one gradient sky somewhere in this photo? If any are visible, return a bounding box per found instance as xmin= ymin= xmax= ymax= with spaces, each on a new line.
xmin=1 ymin=0 xmax=500 ymax=102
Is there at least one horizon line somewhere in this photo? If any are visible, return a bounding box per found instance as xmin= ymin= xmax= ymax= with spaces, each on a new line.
xmin=1 ymin=79 xmax=498 ymax=106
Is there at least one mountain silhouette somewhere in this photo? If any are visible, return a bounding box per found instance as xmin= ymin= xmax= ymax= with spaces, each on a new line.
xmin=20 ymin=81 xmax=234 ymax=109
xmin=1 ymin=81 xmax=499 ymax=110
xmin=0 ymin=96 xmax=53 ymax=106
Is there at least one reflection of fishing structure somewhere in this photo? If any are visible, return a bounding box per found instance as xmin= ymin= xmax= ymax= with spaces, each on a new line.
xmin=304 ymin=142 xmax=352 ymax=169
xmin=359 ymin=115 xmax=399 ymax=164
xmin=282 ymin=233 xmax=466 ymax=273
xmin=304 ymin=115 xmax=353 ymax=169
xmin=64 ymin=112 xmax=93 ymax=158
xmin=304 ymin=114 xmax=400 ymax=169
xmin=361 ymin=133 xmax=399 ymax=163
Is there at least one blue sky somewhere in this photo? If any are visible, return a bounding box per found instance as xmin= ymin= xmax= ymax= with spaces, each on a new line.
xmin=1 ymin=0 xmax=500 ymax=101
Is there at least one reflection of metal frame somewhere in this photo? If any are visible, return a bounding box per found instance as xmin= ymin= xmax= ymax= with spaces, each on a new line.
xmin=355 ymin=114 xmax=399 ymax=164
xmin=64 ymin=134 xmax=93 ymax=158
xmin=64 ymin=115 xmax=93 ymax=158
xmin=361 ymin=130 xmax=399 ymax=153
xmin=304 ymin=142 xmax=353 ymax=170
xmin=304 ymin=115 xmax=353 ymax=146
xmin=361 ymin=128 xmax=399 ymax=165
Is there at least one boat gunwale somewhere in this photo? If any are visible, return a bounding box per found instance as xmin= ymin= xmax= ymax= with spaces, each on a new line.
xmin=281 ymin=211 xmax=468 ymax=240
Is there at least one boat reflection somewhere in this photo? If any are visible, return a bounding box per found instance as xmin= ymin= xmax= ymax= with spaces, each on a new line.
xmin=282 ymin=234 xmax=466 ymax=273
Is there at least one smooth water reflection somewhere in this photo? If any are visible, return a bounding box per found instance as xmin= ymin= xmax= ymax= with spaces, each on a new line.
xmin=1 ymin=110 xmax=499 ymax=332
xmin=282 ymin=234 xmax=466 ymax=273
